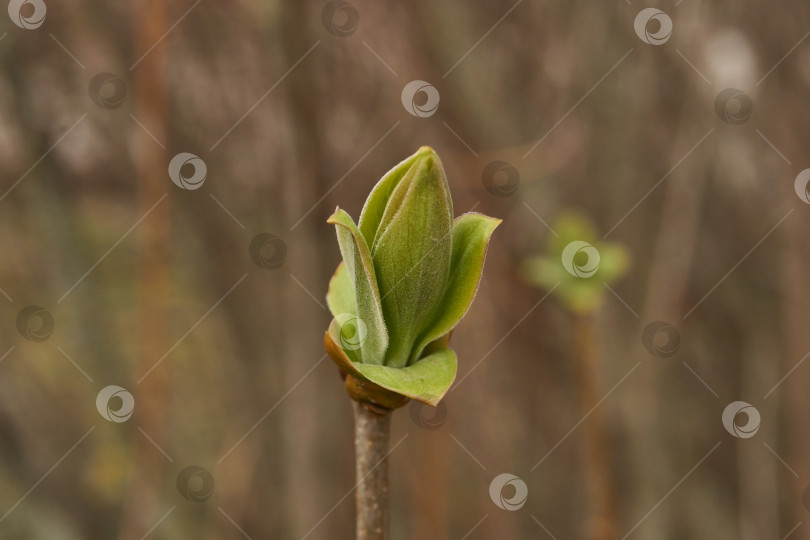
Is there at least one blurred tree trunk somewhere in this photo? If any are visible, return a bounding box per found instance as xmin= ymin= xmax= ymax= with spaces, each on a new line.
xmin=739 ymin=337 xmax=779 ymax=540
xmin=279 ymin=0 xmax=336 ymax=535
xmin=119 ymin=0 xmax=170 ymax=538
xmin=777 ymin=125 xmax=810 ymax=535
xmin=195 ymin=210 xmax=278 ymax=538
xmin=627 ymin=112 xmax=709 ymax=538
xmin=410 ymin=430 xmax=450 ymax=538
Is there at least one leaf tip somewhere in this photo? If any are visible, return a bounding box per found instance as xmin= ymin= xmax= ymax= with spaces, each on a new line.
xmin=326 ymin=207 xmax=340 ymax=224
xmin=326 ymin=206 xmax=349 ymax=225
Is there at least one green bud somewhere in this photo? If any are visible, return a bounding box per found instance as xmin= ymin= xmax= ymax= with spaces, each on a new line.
xmin=326 ymin=147 xmax=500 ymax=407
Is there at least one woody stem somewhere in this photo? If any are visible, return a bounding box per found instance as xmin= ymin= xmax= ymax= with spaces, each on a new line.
xmin=352 ymin=400 xmax=392 ymax=540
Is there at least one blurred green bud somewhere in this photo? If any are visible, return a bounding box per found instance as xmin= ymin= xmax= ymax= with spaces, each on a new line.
xmin=325 ymin=147 xmax=501 ymax=408
xmin=522 ymin=211 xmax=629 ymax=314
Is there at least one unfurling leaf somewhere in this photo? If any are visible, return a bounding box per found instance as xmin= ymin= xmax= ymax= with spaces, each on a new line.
xmin=327 ymin=209 xmax=388 ymax=364
xmin=411 ymin=212 xmax=501 ymax=362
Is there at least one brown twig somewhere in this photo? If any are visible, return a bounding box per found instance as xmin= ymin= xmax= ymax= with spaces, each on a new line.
xmin=352 ymin=401 xmax=392 ymax=540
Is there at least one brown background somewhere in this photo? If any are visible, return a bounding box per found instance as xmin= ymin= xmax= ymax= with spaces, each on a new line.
xmin=0 ymin=0 xmax=809 ymax=538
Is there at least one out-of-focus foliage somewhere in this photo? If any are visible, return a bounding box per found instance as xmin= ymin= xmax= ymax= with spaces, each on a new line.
xmin=522 ymin=211 xmax=628 ymax=313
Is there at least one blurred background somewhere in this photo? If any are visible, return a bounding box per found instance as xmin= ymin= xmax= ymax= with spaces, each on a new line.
xmin=1 ymin=0 xmax=809 ymax=538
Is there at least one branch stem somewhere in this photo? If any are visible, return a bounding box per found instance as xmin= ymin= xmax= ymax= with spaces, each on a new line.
xmin=573 ymin=312 xmax=619 ymax=540
xmin=352 ymin=400 xmax=391 ymax=540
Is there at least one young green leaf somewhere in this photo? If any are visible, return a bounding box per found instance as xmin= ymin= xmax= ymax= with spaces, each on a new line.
xmin=370 ymin=149 xmax=453 ymax=368
xmin=411 ymin=212 xmax=501 ymax=363
xmin=358 ymin=149 xmax=422 ymax=243
xmin=352 ymin=348 xmax=457 ymax=406
xmin=325 ymin=323 xmax=456 ymax=406
xmin=327 ymin=208 xmax=388 ymax=364
xmin=326 ymin=262 xmax=355 ymax=317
